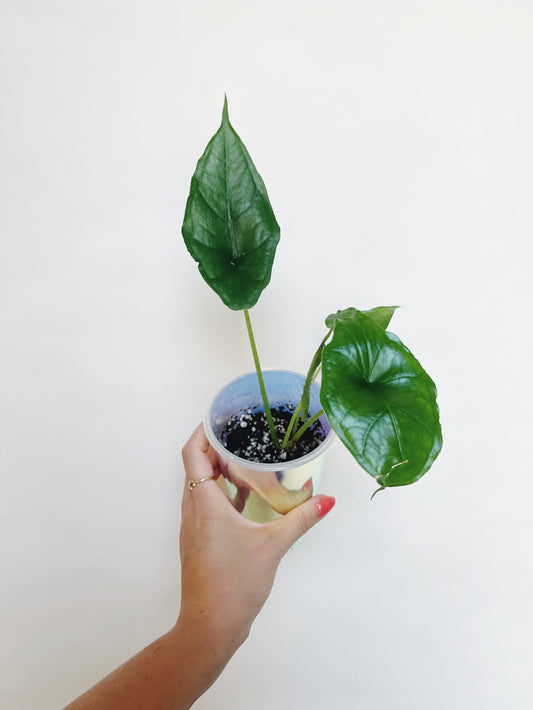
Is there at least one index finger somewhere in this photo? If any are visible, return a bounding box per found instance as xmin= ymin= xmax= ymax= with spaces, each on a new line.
xmin=181 ymin=424 xmax=220 ymax=492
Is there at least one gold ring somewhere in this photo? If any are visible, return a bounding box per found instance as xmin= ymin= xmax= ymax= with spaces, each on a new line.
xmin=187 ymin=476 xmax=213 ymax=491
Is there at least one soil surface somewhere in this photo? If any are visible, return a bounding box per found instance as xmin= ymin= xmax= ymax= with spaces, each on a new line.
xmin=220 ymin=406 xmax=326 ymax=464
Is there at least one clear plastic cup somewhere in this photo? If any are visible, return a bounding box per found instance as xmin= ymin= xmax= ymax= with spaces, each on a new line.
xmin=204 ymin=370 xmax=335 ymax=523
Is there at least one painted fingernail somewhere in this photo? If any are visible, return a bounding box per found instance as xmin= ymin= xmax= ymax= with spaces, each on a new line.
xmin=303 ymin=477 xmax=313 ymax=492
xmin=315 ymin=495 xmax=336 ymax=518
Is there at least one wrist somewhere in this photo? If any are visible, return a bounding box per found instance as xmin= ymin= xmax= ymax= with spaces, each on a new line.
xmin=173 ymin=610 xmax=246 ymax=669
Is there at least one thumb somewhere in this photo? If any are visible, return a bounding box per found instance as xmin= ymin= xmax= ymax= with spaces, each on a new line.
xmin=268 ymin=494 xmax=336 ymax=554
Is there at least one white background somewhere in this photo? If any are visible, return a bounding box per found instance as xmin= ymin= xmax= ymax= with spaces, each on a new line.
xmin=2 ymin=1 xmax=532 ymax=708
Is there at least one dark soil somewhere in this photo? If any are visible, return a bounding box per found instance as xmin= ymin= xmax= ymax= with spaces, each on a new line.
xmin=220 ymin=406 xmax=326 ymax=464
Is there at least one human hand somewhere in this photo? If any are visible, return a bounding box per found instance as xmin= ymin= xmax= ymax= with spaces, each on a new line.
xmin=178 ymin=424 xmax=336 ymax=653
xmin=63 ymin=424 xmax=334 ymax=710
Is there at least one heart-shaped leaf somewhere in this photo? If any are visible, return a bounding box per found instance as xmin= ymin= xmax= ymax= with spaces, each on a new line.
xmin=182 ymin=98 xmax=280 ymax=310
xmin=321 ymin=311 xmax=442 ymax=487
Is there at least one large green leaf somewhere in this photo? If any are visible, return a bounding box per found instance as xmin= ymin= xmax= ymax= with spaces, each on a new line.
xmin=321 ymin=311 xmax=442 ymax=487
xmin=182 ymin=98 xmax=280 ymax=310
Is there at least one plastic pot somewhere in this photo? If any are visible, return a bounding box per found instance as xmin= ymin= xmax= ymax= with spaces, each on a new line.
xmin=204 ymin=369 xmax=334 ymax=523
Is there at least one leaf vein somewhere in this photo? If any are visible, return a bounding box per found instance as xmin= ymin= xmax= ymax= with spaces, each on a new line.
xmin=360 ymin=409 xmax=388 ymax=456
xmin=376 ymin=373 xmax=419 ymax=386
xmin=195 ymin=187 xmax=226 ymax=222
xmin=389 ymin=402 xmax=436 ymax=434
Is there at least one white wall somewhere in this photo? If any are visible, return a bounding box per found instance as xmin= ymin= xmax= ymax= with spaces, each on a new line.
xmin=2 ymin=2 xmax=532 ymax=708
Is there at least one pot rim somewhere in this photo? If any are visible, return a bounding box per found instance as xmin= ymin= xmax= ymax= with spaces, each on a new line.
xmin=204 ymin=369 xmax=335 ymax=471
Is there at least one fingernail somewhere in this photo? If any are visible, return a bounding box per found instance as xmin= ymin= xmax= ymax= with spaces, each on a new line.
xmin=315 ymin=495 xmax=336 ymax=518
xmin=303 ymin=477 xmax=313 ymax=492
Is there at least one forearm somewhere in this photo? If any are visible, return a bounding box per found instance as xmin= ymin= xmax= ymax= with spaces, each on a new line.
xmin=64 ymin=616 xmax=239 ymax=710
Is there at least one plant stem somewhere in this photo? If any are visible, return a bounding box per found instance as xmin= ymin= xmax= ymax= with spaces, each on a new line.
xmin=298 ymin=329 xmax=333 ymax=423
xmin=282 ymin=329 xmax=332 ymax=451
xmin=281 ymin=401 xmax=302 ymax=449
xmin=290 ymin=409 xmax=325 ymax=447
xmin=243 ymin=309 xmax=281 ymax=450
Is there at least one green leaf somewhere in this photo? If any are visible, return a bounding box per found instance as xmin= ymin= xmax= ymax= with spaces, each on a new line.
xmin=325 ymin=305 xmax=399 ymax=331
xmin=182 ymin=98 xmax=280 ymax=310
xmin=320 ymin=311 xmax=442 ymax=487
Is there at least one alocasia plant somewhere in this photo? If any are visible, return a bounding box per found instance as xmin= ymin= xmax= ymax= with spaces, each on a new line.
xmin=182 ymin=98 xmax=442 ymax=490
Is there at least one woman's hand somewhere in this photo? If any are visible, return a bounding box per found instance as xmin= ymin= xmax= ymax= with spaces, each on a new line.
xmin=64 ymin=424 xmax=335 ymax=710
xmin=178 ymin=424 xmax=336 ymax=654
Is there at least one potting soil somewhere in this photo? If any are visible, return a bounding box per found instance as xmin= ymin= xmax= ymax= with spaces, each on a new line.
xmin=220 ymin=406 xmax=325 ymax=464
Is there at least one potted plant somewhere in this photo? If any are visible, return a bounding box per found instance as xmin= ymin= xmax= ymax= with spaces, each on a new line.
xmin=181 ymin=98 xmax=442 ymax=520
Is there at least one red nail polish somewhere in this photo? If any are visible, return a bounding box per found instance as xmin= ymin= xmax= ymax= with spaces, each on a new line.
xmin=303 ymin=477 xmax=313 ymax=492
xmin=315 ymin=495 xmax=336 ymax=518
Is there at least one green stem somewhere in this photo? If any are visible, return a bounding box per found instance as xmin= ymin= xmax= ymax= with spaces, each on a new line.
xmin=299 ymin=329 xmax=333 ymax=423
xmin=281 ymin=401 xmax=302 ymax=449
xmin=290 ymin=409 xmax=325 ymax=447
xmin=282 ymin=329 xmax=331 ymax=451
xmin=281 ymin=354 xmax=326 ymax=451
xmin=243 ymin=309 xmax=281 ymax=450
